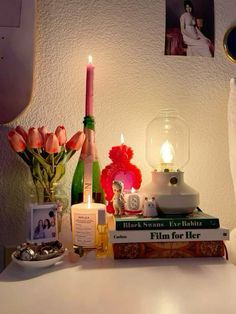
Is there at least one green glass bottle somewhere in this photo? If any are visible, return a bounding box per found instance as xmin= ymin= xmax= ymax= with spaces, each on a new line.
xmin=71 ymin=116 xmax=105 ymax=204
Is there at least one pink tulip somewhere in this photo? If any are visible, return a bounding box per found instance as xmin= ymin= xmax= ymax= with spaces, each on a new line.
xmin=55 ymin=125 xmax=67 ymax=145
xmin=66 ymin=131 xmax=85 ymax=151
xmin=45 ymin=133 xmax=59 ymax=154
xmin=15 ymin=125 xmax=28 ymax=142
xmin=8 ymin=130 xmax=26 ymax=152
xmin=38 ymin=126 xmax=49 ymax=143
xmin=44 ymin=133 xmax=50 ymax=145
xmin=28 ymin=127 xmax=44 ymax=148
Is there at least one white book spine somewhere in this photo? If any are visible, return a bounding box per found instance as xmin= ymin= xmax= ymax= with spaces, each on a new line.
xmin=109 ymin=228 xmax=229 ymax=244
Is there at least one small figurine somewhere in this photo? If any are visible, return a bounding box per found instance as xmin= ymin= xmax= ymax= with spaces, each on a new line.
xmin=112 ymin=180 xmax=125 ymax=216
xmin=143 ymin=197 xmax=158 ymax=217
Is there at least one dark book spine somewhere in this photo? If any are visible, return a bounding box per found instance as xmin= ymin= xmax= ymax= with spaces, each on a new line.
xmin=112 ymin=241 xmax=226 ymax=259
xmin=115 ymin=218 xmax=220 ymax=230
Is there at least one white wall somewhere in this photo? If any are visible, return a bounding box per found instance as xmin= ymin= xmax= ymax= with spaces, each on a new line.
xmin=1 ymin=0 xmax=236 ymax=245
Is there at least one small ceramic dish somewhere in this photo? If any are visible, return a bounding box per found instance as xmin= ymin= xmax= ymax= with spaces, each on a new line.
xmin=11 ymin=249 xmax=67 ymax=269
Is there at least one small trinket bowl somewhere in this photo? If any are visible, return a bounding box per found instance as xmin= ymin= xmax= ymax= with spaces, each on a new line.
xmin=12 ymin=241 xmax=66 ymax=269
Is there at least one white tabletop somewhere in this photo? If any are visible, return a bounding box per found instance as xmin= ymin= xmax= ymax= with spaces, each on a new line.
xmin=0 ymin=253 xmax=236 ymax=314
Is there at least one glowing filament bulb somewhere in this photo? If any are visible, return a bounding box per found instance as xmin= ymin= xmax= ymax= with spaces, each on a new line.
xmin=160 ymin=140 xmax=175 ymax=163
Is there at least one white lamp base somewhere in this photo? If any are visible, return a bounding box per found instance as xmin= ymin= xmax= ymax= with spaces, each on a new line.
xmin=140 ymin=170 xmax=199 ymax=215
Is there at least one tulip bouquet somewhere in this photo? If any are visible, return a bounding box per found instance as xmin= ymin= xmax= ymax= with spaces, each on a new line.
xmin=7 ymin=125 xmax=85 ymax=204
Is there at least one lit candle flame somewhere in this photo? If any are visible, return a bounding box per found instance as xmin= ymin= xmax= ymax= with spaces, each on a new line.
xmin=120 ymin=133 xmax=125 ymax=144
xmin=160 ymin=140 xmax=174 ymax=163
xmin=131 ymin=187 xmax=135 ymax=193
xmin=88 ymin=55 xmax=93 ymax=64
xmin=87 ymin=195 xmax=91 ymax=209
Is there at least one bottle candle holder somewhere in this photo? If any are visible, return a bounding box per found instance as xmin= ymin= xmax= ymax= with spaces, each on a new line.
xmin=71 ymin=56 xmax=105 ymax=205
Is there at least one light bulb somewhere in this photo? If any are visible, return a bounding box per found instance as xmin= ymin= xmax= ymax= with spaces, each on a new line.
xmin=146 ymin=109 xmax=189 ymax=172
xmin=160 ymin=140 xmax=175 ymax=163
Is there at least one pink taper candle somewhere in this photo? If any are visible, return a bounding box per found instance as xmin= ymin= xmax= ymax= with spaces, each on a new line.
xmin=85 ymin=55 xmax=94 ymax=116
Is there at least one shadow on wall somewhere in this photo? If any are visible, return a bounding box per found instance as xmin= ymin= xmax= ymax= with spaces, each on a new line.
xmin=0 ymin=125 xmax=28 ymax=246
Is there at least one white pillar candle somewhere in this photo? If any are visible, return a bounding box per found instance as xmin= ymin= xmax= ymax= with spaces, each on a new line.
xmin=71 ymin=196 xmax=106 ymax=249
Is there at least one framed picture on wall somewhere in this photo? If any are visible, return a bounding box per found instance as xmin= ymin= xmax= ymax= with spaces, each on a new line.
xmin=165 ymin=0 xmax=214 ymax=57
xmin=30 ymin=203 xmax=58 ymax=243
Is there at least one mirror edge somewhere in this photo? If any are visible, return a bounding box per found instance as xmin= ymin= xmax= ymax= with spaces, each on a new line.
xmin=223 ymin=25 xmax=236 ymax=63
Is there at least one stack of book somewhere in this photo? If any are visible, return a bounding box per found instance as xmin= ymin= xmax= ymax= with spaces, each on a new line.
xmin=108 ymin=208 xmax=229 ymax=259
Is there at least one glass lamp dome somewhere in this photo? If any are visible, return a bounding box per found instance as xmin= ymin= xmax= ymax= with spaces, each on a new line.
xmin=146 ymin=109 xmax=189 ymax=172
xmin=141 ymin=109 xmax=199 ymax=215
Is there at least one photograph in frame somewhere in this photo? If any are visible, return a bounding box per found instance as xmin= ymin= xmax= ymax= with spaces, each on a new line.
xmin=165 ymin=0 xmax=214 ymax=57
xmin=30 ymin=203 xmax=58 ymax=243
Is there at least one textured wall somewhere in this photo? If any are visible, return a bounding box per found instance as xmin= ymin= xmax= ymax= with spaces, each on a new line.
xmin=1 ymin=0 xmax=236 ymax=245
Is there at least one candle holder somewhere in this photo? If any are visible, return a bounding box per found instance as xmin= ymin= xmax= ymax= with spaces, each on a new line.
xmin=124 ymin=188 xmax=143 ymax=215
xmin=101 ymin=142 xmax=142 ymax=214
xmin=141 ymin=109 xmax=199 ymax=215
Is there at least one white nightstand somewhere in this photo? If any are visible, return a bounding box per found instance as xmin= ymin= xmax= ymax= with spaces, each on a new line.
xmin=0 ymin=251 xmax=235 ymax=314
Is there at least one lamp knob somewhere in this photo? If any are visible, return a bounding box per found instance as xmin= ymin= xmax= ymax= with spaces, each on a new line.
xmin=170 ymin=176 xmax=178 ymax=185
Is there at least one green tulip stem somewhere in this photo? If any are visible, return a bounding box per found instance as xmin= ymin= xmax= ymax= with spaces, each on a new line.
xmin=65 ymin=150 xmax=76 ymax=162
xmin=51 ymin=154 xmax=55 ymax=172
xmin=31 ymin=171 xmax=50 ymax=198
xmin=28 ymin=148 xmax=53 ymax=178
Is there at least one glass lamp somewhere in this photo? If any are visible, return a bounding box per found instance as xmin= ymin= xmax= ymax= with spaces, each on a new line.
xmin=142 ymin=109 xmax=199 ymax=214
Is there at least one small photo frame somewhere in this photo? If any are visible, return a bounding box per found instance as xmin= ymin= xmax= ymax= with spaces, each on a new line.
xmin=29 ymin=203 xmax=58 ymax=243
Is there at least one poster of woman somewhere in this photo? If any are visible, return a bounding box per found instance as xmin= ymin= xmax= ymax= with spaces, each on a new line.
xmin=165 ymin=0 xmax=214 ymax=57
